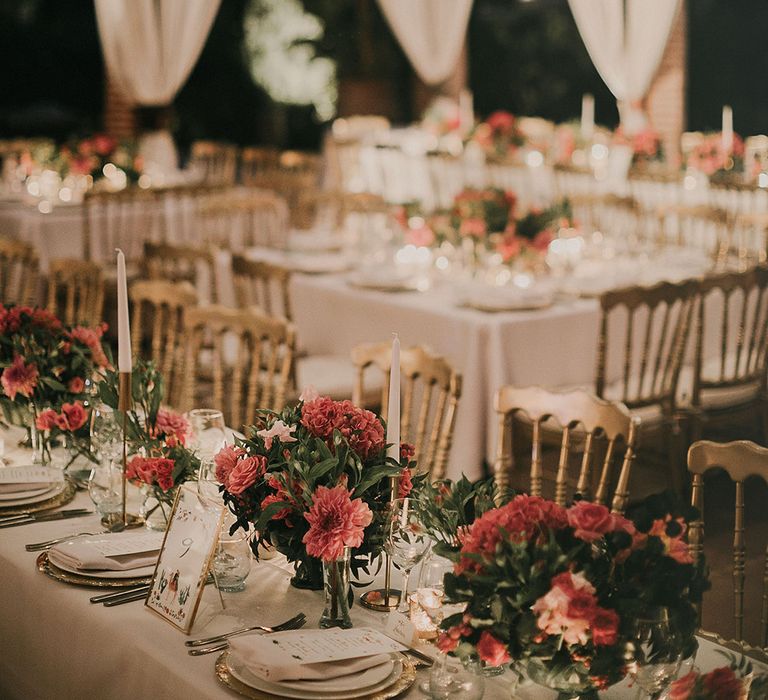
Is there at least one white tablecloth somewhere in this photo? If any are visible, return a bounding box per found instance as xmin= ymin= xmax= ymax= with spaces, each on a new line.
xmin=0 ymin=431 xmax=762 ymax=700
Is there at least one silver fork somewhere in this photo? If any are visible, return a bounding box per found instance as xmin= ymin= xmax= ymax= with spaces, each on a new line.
xmin=25 ymin=531 xmax=104 ymax=552
xmin=186 ymin=613 xmax=307 ymax=655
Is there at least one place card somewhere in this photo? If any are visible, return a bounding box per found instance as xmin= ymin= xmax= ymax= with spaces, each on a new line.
xmin=144 ymin=485 xmax=225 ymax=634
xmin=384 ymin=611 xmax=419 ymax=647
xmin=0 ymin=466 xmax=64 ymax=483
xmin=240 ymin=627 xmax=406 ymax=666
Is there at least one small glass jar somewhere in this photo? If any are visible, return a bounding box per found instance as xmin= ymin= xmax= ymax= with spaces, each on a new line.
xmin=212 ymin=529 xmax=252 ymax=592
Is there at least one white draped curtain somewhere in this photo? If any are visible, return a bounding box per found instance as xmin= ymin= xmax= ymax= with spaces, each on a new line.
xmin=568 ymin=0 xmax=680 ymax=133
xmin=377 ymin=0 xmax=473 ymax=86
xmin=94 ymin=0 xmax=221 ymax=106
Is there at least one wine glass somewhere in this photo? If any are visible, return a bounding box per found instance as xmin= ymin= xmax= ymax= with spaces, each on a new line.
xmin=197 ymin=458 xmax=222 ymax=502
xmin=384 ymin=498 xmax=431 ymax=613
xmin=628 ymin=610 xmax=683 ymax=699
xmin=90 ymin=403 xmax=122 ymax=464
xmin=188 ymin=408 xmax=226 ymax=460
xmin=88 ymin=458 xmax=123 ymax=531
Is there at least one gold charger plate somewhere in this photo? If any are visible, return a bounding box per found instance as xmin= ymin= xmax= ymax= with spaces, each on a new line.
xmin=36 ymin=551 xmax=152 ymax=589
xmin=0 ymin=479 xmax=76 ymax=516
xmin=460 ymin=298 xmax=554 ymax=313
xmin=215 ymin=651 xmax=417 ymax=700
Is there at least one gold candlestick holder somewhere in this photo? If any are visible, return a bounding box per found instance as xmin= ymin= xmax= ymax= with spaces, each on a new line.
xmin=359 ymin=473 xmax=401 ymax=612
xmin=115 ymin=371 xmax=142 ymax=530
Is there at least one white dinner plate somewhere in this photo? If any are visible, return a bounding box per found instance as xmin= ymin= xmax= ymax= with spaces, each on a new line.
xmin=280 ymin=659 xmax=394 ymax=692
xmin=0 ymin=481 xmax=65 ymax=507
xmin=0 ymin=484 xmax=55 ymax=501
xmin=227 ymin=653 xmax=402 ymax=699
xmin=47 ymin=550 xmax=157 ymax=580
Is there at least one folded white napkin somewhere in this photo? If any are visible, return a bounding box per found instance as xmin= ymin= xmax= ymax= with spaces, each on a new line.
xmin=230 ymin=638 xmax=390 ymax=682
xmin=48 ymin=532 xmax=163 ymax=572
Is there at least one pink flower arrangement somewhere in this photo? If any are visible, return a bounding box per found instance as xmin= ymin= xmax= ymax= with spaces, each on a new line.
xmin=35 ymin=401 xmax=88 ymax=432
xmin=214 ymin=445 xmax=246 ymax=484
xmin=69 ymin=324 xmax=111 ymax=369
xmin=1 ymin=355 xmax=39 ymax=401
xmin=154 ymin=408 xmax=190 ymax=447
xmin=300 ymin=396 xmax=385 ymax=460
xmin=532 ymin=571 xmax=619 ymax=647
xmin=302 ymin=485 xmax=373 ymax=561
xmin=126 ymin=456 xmax=176 ymax=492
xmin=687 ymin=133 xmax=745 ymax=176
xmin=668 ymin=666 xmax=748 ymax=700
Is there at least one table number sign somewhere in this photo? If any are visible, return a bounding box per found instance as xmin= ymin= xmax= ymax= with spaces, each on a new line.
xmin=145 ymin=484 xmax=225 ymax=633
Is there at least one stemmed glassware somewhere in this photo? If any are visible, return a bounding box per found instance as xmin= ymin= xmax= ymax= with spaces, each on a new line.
xmin=628 ymin=610 xmax=683 ymax=699
xmin=188 ymin=409 xmax=226 ymax=501
xmin=88 ymin=458 xmax=123 ymax=530
xmin=90 ymin=402 xmax=122 ymax=465
xmin=384 ymin=498 xmax=431 ymax=614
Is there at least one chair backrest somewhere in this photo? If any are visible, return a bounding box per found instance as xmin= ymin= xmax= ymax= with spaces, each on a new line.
xmin=83 ymin=188 xmax=161 ymax=263
xmin=0 ymin=237 xmax=39 ymax=305
xmin=189 ymin=141 xmax=238 ymax=185
xmin=350 ymin=342 xmax=462 ymax=479
xmin=692 ymin=266 xmax=768 ymax=406
xmin=657 ymin=204 xmax=731 ymax=264
xmin=177 ymin=305 xmax=295 ymax=430
xmin=199 ymin=189 xmax=288 ymax=250
xmin=240 ymin=147 xmax=281 ymax=188
xmin=46 ymin=258 xmax=104 ymax=326
xmin=596 ymin=279 xmax=697 ymax=412
xmin=493 ymin=386 xmax=638 ymax=513
xmin=231 ymin=255 xmax=292 ymax=321
xmin=688 ymin=439 xmax=768 ymax=645
xmin=142 ymin=240 xmax=218 ymax=305
xmin=129 ymin=279 xmax=198 ymax=407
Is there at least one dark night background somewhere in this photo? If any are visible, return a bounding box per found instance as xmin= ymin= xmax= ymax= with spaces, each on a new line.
xmin=0 ymin=0 xmax=765 ymax=152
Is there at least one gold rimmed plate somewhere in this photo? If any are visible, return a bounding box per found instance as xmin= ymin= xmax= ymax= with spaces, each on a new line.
xmin=36 ymin=551 xmax=152 ymax=588
xmin=0 ymin=479 xmax=76 ymax=517
xmin=215 ymin=651 xmax=416 ymax=700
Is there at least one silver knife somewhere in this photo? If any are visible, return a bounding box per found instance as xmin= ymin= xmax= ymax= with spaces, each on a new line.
xmin=0 ymin=509 xmax=93 ymax=528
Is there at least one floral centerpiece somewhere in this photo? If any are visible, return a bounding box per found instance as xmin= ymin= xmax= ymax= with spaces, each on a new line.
xmin=614 ymin=126 xmax=665 ymax=170
xmin=685 ymin=133 xmax=745 ymax=178
xmin=97 ymin=360 xmax=199 ymax=530
xmin=471 ymin=111 xmax=526 ymax=161
xmin=421 ymin=96 xmax=463 ymax=137
xmin=437 ymin=492 xmax=708 ymax=699
xmin=494 ymin=200 xmax=575 ymax=267
xmin=63 ymin=133 xmax=143 ymax=187
xmin=0 ymin=304 xmax=110 ymax=463
xmin=214 ymin=389 xmax=415 ymax=591
xmin=668 ymin=658 xmax=768 ymax=700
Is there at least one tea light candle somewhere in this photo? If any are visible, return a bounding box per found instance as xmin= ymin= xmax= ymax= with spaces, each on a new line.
xmin=409 ymin=588 xmax=444 ymax=639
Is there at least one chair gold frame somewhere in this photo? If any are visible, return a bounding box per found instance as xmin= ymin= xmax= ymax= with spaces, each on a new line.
xmin=688 ymin=439 xmax=768 ymax=645
xmin=231 ymin=255 xmax=292 ymax=321
xmin=177 ymin=305 xmax=296 ymax=430
xmin=142 ymin=241 xmax=218 ymax=304
xmin=350 ymin=342 xmax=462 ymax=479
xmin=493 ymin=386 xmax=638 ymax=513
xmin=129 ymin=279 xmax=199 ymax=407
xmin=0 ymin=237 xmax=39 ymax=305
xmin=46 ymin=258 xmax=105 ymax=327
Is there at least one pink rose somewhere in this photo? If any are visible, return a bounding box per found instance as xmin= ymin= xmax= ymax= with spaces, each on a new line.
xmin=67 ymin=377 xmax=85 ymax=394
xmin=61 ymin=402 xmax=88 ymax=431
xmin=35 ymin=409 xmax=59 ymax=431
xmin=668 ymin=671 xmax=698 ymax=700
xmin=567 ymin=501 xmax=617 ymax=542
xmin=226 ymin=455 xmax=267 ymax=495
xmin=590 ymin=607 xmax=619 ymax=646
xmin=476 ymin=631 xmax=510 ymax=667
xmin=214 ymin=445 xmax=245 ymax=484
xmin=703 ymin=667 xmax=743 ymax=700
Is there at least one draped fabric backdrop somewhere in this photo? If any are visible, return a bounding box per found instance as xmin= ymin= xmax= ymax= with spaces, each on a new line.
xmin=568 ymin=0 xmax=680 ymax=133
xmin=377 ymin=0 xmax=473 ymax=86
xmin=94 ymin=0 xmax=220 ymax=172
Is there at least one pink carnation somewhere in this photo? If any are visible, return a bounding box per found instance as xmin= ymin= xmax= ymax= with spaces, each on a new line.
xmin=301 ymin=396 xmax=385 ymax=460
xmin=1 ymin=355 xmax=39 ymax=400
xmin=214 ymin=445 xmax=245 ymax=484
xmin=302 ymin=485 xmax=373 ymax=561
xmin=226 ymin=455 xmax=267 ymax=495
xmin=155 ymin=408 xmax=190 ymax=446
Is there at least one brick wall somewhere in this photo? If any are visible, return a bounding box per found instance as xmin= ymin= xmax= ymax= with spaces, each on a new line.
xmin=646 ymin=1 xmax=687 ymax=168
xmin=103 ymin=75 xmax=136 ymax=139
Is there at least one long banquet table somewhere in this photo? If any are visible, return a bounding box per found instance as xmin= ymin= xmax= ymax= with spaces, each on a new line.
xmin=0 ymin=428 xmax=764 ymax=700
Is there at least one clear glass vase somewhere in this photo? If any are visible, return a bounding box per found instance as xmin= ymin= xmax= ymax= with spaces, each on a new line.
xmin=319 ymin=547 xmax=352 ymax=629
xmin=140 ymin=484 xmax=177 ymax=531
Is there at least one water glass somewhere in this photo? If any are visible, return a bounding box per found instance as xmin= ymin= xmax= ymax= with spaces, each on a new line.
xmin=384 ymin=498 xmax=431 ymax=613
xmin=90 ymin=403 xmax=122 ymax=462
xmin=212 ymin=529 xmax=252 ymax=592
xmin=188 ymin=409 xmax=226 ymax=460
xmin=197 ymin=458 xmax=221 ymax=502
xmin=428 ymin=653 xmax=485 ymax=699
xmin=88 ymin=458 xmax=123 ymax=530
xmin=628 ymin=611 xmax=683 ymax=699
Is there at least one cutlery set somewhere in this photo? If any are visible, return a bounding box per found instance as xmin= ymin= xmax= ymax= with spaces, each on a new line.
xmin=0 ymin=508 xmax=92 ymax=528
xmin=186 ymin=613 xmax=308 ymax=655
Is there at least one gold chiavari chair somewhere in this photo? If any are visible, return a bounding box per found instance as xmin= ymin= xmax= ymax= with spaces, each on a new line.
xmin=493 ymin=386 xmax=638 ymax=513
xmin=688 ymin=439 xmax=768 ymax=645
xmin=46 ymin=259 xmax=104 ymax=327
xmin=129 ymin=279 xmax=198 ymax=408
xmin=656 ymin=204 xmax=731 ymax=265
xmin=595 ymin=279 xmax=698 ymax=492
xmin=0 ymin=237 xmax=39 ymax=305
xmin=189 ymin=141 xmax=238 ymax=186
xmin=240 ymin=147 xmax=281 ymax=188
xmin=685 ymin=266 xmax=768 ymax=442
xmin=733 ymin=212 xmax=768 ymax=268
xmin=177 ymin=306 xmax=296 ymax=430
xmin=351 ymin=343 xmax=462 ymax=479
xmin=231 ymin=255 xmax=292 ymax=321
xmin=142 ymin=241 xmax=219 ymax=305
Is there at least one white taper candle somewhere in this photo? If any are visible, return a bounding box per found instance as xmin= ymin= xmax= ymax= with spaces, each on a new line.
xmin=581 ymin=94 xmax=595 ymax=140
xmin=116 ymin=248 xmax=132 ymax=372
xmin=722 ymin=105 xmax=733 ymax=154
xmin=386 ymin=334 xmax=400 ymax=462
